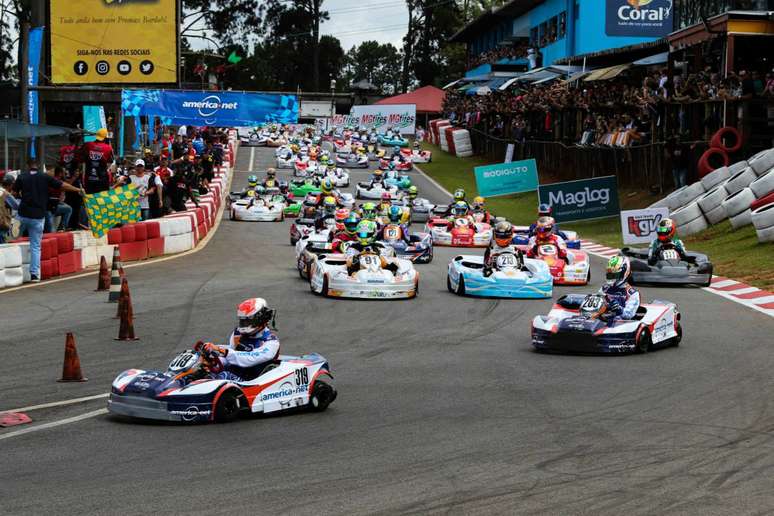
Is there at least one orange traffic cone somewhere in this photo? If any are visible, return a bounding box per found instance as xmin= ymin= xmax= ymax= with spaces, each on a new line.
xmin=115 ymin=278 xmax=139 ymax=341
xmin=114 ymin=276 xmax=131 ymax=318
xmin=58 ymin=332 xmax=88 ymax=382
xmin=108 ymin=247 xmax=123 ymax=302
xmin=96 ymin=256 xmax=110 ymax=291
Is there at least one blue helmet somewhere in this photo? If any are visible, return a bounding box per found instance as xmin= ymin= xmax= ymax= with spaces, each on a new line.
xmin=388 ymin=205 xmax=403 ymax=223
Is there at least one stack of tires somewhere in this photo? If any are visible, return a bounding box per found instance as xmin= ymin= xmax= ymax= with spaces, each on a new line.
xmin=451 ymin=129 xmax=473 ymax=158
xmin=0 ymin=244 xmax=24 ymax=288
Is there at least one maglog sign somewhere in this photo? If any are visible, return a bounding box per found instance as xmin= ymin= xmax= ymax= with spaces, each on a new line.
xmin=473 ymin=159 xmax=539 ymax=198
xmin=620 ymin=207 xmax=670 ymax=245
xmin=538 ymin=176 xmax=620 ymax=223
xmin=50 ymin=0 xmax=178 ymax=84
xmin=605 ymin=0 xmax=674 ymax=38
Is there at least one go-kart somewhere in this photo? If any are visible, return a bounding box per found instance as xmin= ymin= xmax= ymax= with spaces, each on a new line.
xmin=333 ymin=139 xmax=351 ymax=154
xmin=266 ymin=134 xmax=286 ymax=147
xmin=512 ymin=227 xmax=582 ymax=250
xmin=405 ymin=197 xmax=436 ymax=223
xmin=230 ymin=192 xmax=286 ymax=222
xmin=404 ymin=148 xmax=432 ymax=163
xmin=383 ymin=170 xmax=412 ymax=190
xmin=240 ymin=129 xmax=269 ymax=147
xmin=379 ymin=135 xmax=409 ymax=147
xmin=290 ymin=178 xmax=321 ymax=198
xmin=355 ymin=181 xmax=399 ymax=200
xmin=379 ymin=223 xmax=433 ymax=264
xmin=529 ymin=243 xmax=590 ymax=285
xmin=108 ymin=345 xmax=336 ymax=423
xmin=309 ymin=251 xmax=419 ymax=299
xmin=336 ymin=153 xmax=369 ymax=169
xmin=367 ymin=144 xmax=386 ymax=161
xmin=424 ymin=216 xmax=492 ymax=247
xmin=622 ymin=244 xmax=713 ymax=287
xmin=276 ymin=152 xmax=295 ymax=169
xmin=379 ymin=157 xmax=413 ymax=172
xmin=321 ymin=167 xmax=350 ymax=188
xmin=284 ymin=199 xmax=303 ymax=218
xmin=294 ymin=159 xmax=319 ymax=177
xmin=447 ymin=251 xmax=553 ymax=298
xmin=531 ymin=293 xmax=681 ymax=354
xmin=290 ymin=217 xmax=319 ymax=245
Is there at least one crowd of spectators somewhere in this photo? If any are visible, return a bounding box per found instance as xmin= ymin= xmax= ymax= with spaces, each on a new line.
xmin=469 ymin=42 xmax=532 ymax=67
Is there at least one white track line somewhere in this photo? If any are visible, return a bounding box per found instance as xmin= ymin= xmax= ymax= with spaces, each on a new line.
xmin=1 ymin=393 xmax=108 ymax=414
xmin=0 ymin=409 xmax=107 ymax=441
xmin=412 ymin=163 xmax=453 ymax=199
xmin=249 ymin=146 xmax=256 ymax=172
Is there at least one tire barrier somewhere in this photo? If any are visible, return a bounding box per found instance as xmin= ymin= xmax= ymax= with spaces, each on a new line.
xmin=671 ymin=202 xmax=703 ymax=227
xmin=698 ymin=147 xmax=729 ymax=178
xmin=749 ymin=149 xmax=774 ymax=176
xmin=678 ymin=214 xmax=709 ymax=236
xmin=710 ymin=126 xmax=743 ymax=154
xmin=751 ymin=191 xmax=774 ymax=212
xmin=697 ymin=185 xmax=728 ymax=214
xmin=722 ymin=188 xmax=756 ymax=231
xmin=699 ymin=165 xmax=730 ymax=190
xmin=752 ymin=203 xmax=774 ymax=231
xmin=0 ymin=137 xmax=236 ymax=290
xmin=724 ymin=166 xmax=758 ymax=195
xmin=749 ymin=170 xmax=774 ymax=199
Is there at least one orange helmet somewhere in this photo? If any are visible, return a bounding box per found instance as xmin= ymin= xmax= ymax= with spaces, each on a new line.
xmin=334 ymin=208 xmax=350 ymax=223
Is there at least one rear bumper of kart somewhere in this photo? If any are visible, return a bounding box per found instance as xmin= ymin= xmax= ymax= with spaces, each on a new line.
xmin=232 ymin=209 xmax=283 ymax=222
xmin=630 ymin=271 xmax=712 ymax=286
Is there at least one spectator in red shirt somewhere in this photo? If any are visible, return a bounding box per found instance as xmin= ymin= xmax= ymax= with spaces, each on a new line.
xmin=59 ymin=133 xmax=83 ymax=230
xmin=80 ymin=128 xmax=114 ymax=194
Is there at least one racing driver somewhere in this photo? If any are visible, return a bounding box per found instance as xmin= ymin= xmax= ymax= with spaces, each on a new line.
xmin=648 ymin=218 xmax=690 ymax=264
xmin=483 ymin=220 xmax=523 ymax=276
xmin=526 ymin=216 xmax=568 ymax=262
xmin=599 ymin=255 xmax=640 ymax=320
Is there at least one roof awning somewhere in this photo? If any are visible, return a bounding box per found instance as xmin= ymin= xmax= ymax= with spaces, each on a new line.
xmin=532 ymin=75 xmax=559 ymax=85
xmin=584 ymin=64 xmax=631 ymax=82
xmin=466 ymin=85 xmax=492 ymax=96
xmin=485 ymin=76 xmax=512 ymax=90
xmin=633 ymin=52 xmax=669 ymax=66
xmin=499 ymin=77 xmax=521 ymax=91
xmin=562 ymin=71 xmax=591 ymax=84
xmin=442 ymin=79 xmax=462 ymax=90
xmin=0 ymin=119 xmax=72 ymax=139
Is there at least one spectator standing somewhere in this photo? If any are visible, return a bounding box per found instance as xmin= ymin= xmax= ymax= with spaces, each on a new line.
xmin=666 ymin=137 xmax=689 ymax=189
xmin=120 ymin=160 xmax=160 ymax=221
xmin=0 ymin=175 xmax=18 ymax=243
xmin=153 ymin=155 xmax=173 ymax=216
xmin=80 ymin=128 xmax=114 ymax=194
xmin=44 ymin=167 xmax=73 ymax=232
xmin=14 ymin=160 xmax=84 ymax=282
xmin=59 ymin=133 xmax=82 ymax=230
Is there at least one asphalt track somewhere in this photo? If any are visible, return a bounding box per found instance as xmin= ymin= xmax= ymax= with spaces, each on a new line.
xmin=2 ymin=146 xmax=774 ymax=515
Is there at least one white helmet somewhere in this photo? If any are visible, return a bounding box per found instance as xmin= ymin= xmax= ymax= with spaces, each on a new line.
xmin=236 ymin=298 xmax=275 ymax=335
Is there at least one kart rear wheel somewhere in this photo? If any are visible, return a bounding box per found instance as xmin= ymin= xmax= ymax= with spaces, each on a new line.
xmin=447 ymin=275 xmax=454 ymax=293
xmin=635 ymin=328 xmax=651 ymax=354
xmin=586 ymin=270 xmax=591 ymax=283
xmin=214 ymin=388 xmax=243 ymax=423
xmin=673 ymin=324 xmax=682 ymax=347
xmin=321 ymin=274 xmax=330 ymax=297
xmin=456 ymin=276 xmax=466 ymax=296
xmin=229 ymin=209 xmax=235 ymax=221
xmin=309 ymin=380 xmax=336 ymax=412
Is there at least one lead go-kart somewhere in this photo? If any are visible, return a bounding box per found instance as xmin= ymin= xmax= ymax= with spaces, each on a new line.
xmin=107 ymin=345 xmax=336 ymax=423
xmin=447 ymin=251 xmax=553 ymax=299
xmin=424 ymin=216 xmax=492 ymax=247
xmin=336 ymin=152 xmax=369 ymax=169
xmin=512 ymin=227 xmax=582 ymax=249
xmin=309 ymin=251 xmax=419 ymax=299
xmin=622 ymin=244 xmax=713 ymax=287
xmin=531 ymin=293 xmax=681 ymax=354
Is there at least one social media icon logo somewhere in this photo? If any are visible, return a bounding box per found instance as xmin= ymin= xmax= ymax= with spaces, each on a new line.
xmin=74 ymin=61 xmax=88 ymax=76
xmin=117 ymin=60 xmax=132 ymax=75
xmin=95 ymin=60 xmax=110 ymax=75
xmin=139 ymin=60 xmax=154 ymax=75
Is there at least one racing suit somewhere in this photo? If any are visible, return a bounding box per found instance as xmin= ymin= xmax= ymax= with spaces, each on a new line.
xmin=212 ymin=328 xmax=280 ymax=382
xmin=599 ymin=283 xmax=641 ymax=320
xmin=471 ymin=209 xmax=492 ymax=225
xmin=328 ymin=230 xmax=358 ymax=246
xmin=483 ymin=243 xmax=524 ymax=276
xmin=345 ymin=242 xmax=399 ymax=276
xmin=526 ymin=234 xmax=568 ymax=261
xmin=648 ymin=237 xmax=688 ymax=264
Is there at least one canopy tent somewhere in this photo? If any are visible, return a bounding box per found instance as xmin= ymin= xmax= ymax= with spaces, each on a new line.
xmin=374 ymin=85 xmax=445 ymax=114
xmin=1 ymin=119 xmax=72 ymax=172
xmin=562 ymin=71 xmax=592 ymax=84
xmin=584 ymin=64 xmax=632 ymax=82
xmin=633 ymin=52 xmax=669 ymax=66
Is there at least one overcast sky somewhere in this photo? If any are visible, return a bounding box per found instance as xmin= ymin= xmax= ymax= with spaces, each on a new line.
xmin=321 ymin=0 xmax=409 ymax=51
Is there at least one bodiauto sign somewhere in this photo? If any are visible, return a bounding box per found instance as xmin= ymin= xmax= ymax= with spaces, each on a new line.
xmin=605 ymin=0 xmax=674 ymax=38
xmin=473 ymin=159 xmax=539 ymax=197
xmin=538 ymin=176 xmax=620 ymax=223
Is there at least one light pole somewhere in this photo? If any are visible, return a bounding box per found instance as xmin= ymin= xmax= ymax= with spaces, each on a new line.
xmin=329 ymin=79 xmax=336 ymax=132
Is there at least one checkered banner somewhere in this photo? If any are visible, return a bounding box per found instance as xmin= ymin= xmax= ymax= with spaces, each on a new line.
xmin=84 ymin=185 xmax=141 ymax=238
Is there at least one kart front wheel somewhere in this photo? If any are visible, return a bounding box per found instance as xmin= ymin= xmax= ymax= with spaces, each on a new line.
xmin=456 ymin=276 xmax=466 ymax=296
xmin=214 ymin=388 xmax=243 ymax=423
xmin=673 ymin=324 xmax=682 ymax=347
xmin=635 ymin=328 xmax=651 ymax=354
xmin=309 ymin=380 xmax=336 ymax=412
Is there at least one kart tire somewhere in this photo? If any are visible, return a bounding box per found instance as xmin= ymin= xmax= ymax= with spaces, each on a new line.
xmin=700 ymin=166 xmax=730 ymax=191
xmin=673 ymin=324 xmax=682 ymax=347
xmin=698 ymin=185 xmax=728 ymax=214
xmin=704 ymin=203 xmax=727 ymax=225
xmin=671 ymin=202 xmax=702 ymax=226
xmin=724 ymin=166 xmax=757 ymax=195
xmin=748 ymin=149 xmax=774 ymax=176
xmin=455 ymin=275 xmax=466 ymax=296
xmin=309 ymin=380 xmax=335 ymax=412
xmin=722 ymin=187 xmax=756 ymax=217
xmin=677 ymin=215 xmax=708 ymax=236
xmin=214 ymin=388 xmax=243 ymax=423
xmin=729 ymin=208 xmax=752 ymax=229
xmin=750 ymin=170 xmax=774 ymax=199
xmin=447 ymin=275 xmax=454 ymax=293
xmin=752 ymin=203 xmax=774 ymax=230
xmin=229 ymin=209 xmax=235 ymax=221
xmin=321 ymin=273 xmax=330 ymax=297
xmin=674 ymin=182 xmax=705 ymax=209
xmin=635 ymin=328 xmax=651 ymax=354
xmin=755 ymin=224 xmax=774 ymax=243
xmin=728 ymin=160 xmax=749 ymax=176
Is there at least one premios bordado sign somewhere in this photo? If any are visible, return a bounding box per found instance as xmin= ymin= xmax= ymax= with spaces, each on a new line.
xmin=473 ymin=159 xmax=539 ymax=198
xmin=538 ymin=176 xmax=620 ymax=223
xmin=605 ymin=0 xmax=674 ymax=38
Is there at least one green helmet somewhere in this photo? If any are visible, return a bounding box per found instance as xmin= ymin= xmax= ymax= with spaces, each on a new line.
xmin=247 ymin=175 xmax=258 ymax=187
xmin=355 ymin=220 xmax=376 ymax=246
xmin=362 ymin=202 xmax=377 ymax=220
xmin=453 ymin=188 xmax=465 ymax=201
xmin=400 ymin=177 xmax=411 ymax=190
xmin=408 ymin=185 xmax=418 ymax=199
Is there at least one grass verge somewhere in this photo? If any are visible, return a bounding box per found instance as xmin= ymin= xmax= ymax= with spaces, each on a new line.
xmin=418 ymin=142 xmax=773 ymax=290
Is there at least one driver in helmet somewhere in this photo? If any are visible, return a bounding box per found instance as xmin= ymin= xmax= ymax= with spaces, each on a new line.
xmin=240 ymin=175 xmax=259 ymax=197
xmin=442 ymin=189 xmax=470 ymax=217
xmin=197 ymin=298 xmax=279 ymax=382
xmin=261 ymin=168 xmax=278 ymax=188
xmin=377 ymin=192 xmax=393 ymax=216
xmin=369 ymin=169 xmax=385 ymax=188
xmin=330 ymin=212 xmax=361 ymax=245
xmin=483 ymin=220 xmax=523 ymax=276
xmin=333 ymin=207 xmax=350 ymax=232
xmin=360 ymin=202 xmax=378 ymax=223
xmin=648 ymin=218 xmax=689 ymax=264
xmin=413 ymin=141 xmax=421 ymax=151
xmin=470 ymin=196 xmax=491 ymax=223
xmin=315 ymin=195 xmax=338 ymax=231
xmin=449 ymin=201 xmax=470 ymax=220
xmin=316 ymin=178 xmax=340 ymax=206
xmin=345 ymin=221 xmax=399 ymax=276
xmin=526 ymin=216 xmax=568 ymax=261
xmin=599 ymin=255 xmax=640 ymax=320
xmin=528 ymin=204 xmax=568 ymax=239
xmin=378 ymin=205 xmax=411 ymax=244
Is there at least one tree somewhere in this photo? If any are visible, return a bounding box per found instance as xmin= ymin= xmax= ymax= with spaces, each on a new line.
xmin=181 ymin=0 xmax=264 ymax=49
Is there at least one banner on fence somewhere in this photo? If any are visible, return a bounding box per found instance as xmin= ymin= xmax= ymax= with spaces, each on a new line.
xmin=332 ymin=104 xmax=416 ymax=134
xmin=620 ymin=207 xmax=669 ymax=245
xmin=538 ymin=176 xmax=620 ymax=223
xmin=121 ymin=89 xmax=298 ymax=126
xmin=474 ymin=159 xmax=539 ymax=198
